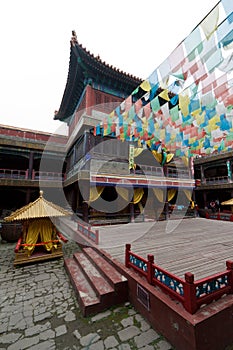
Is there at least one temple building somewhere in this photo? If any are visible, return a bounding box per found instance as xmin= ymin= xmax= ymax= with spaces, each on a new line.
xmin=54 ymin=32 xmax=195 ymax=224
xmin=1 ymin=0 xmax=232 ymax=223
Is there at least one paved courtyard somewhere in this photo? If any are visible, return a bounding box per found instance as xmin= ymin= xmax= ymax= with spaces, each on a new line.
xmin=0 ymin=238 xmax=173 ymax=350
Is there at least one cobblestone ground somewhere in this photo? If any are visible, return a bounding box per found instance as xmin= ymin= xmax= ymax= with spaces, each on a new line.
xmin=0 ymin=239 xmax=174 ymax=350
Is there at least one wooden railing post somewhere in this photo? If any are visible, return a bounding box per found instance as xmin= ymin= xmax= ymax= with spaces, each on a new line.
xmin=88 ymin=225 xmax=91 ymax=240
xmin=95 ymin=229 xmax=99 ymax=245
xmin=226 ymin=260 xmax=233 ymax=293
xmin=183 ymin=272 xmax=197 ymax=314
xmin=147 ymin=254 xmax=154 ymax=284
xmin=125 ymin=244 xmax=131 ymax=268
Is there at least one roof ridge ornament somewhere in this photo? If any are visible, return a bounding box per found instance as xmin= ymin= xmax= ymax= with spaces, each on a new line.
xmin=71 ymin=30 xmax=78 ymax=46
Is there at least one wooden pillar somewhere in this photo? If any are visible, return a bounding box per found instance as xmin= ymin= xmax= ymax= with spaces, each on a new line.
xmin=80 ymin=179 xmax=90 ymax=223
xmin=82 ymin=202 xmax=89 ymax=223
xmin=25 ymin=188 xmax=31 ymax=204
xmin=200 ymin=165 xmax=205 ymax=183
xmin=130 ymin=203 xmax=135 ymax=223
xmin=83 ymin=131 xmax=89 ymax=156
xmin=203 ymin=191 xmax=207 ymax=208
xmin=164 ymin=189 xmax=169 ymax=220
xmin=28 ymin=151 xmax=34 ymax=179
xmin=71 ymin=182 xmax=78 ymax=213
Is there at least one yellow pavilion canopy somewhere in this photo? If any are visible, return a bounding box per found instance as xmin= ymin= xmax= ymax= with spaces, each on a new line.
xmin=221 ymin=198 xmax=233 ymax=206
xmin=4 ymin=191 xmax=71 ymax=222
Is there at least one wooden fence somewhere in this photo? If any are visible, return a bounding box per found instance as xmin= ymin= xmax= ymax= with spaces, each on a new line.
xmin=77 ymin=221 xmax=99 ymax=245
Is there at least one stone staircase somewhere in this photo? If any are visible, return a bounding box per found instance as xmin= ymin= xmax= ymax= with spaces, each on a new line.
xmin=64 ymin=247 xmax=128 ymax=316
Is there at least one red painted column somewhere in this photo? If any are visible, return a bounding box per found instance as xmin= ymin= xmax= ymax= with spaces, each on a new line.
xmin=85 ymin=85 xmax=94 ymax=115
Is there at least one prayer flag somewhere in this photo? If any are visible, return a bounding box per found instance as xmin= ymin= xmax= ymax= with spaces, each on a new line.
xmin=200 ymin=5 xmax=219 ymax=39
xmin=140 ymin=80 xmax=151 ymax=92
xmin=150 ymin=96 xmax=160 ymax=113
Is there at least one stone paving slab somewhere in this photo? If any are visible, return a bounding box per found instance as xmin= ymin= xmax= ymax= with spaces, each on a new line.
xmin=1 ymin=231 xmax=233 ymax=350
xmin=0 ymin=238 xmax=175 ymax=349
xmin=1 ymin=237 xmax=233 ymax=350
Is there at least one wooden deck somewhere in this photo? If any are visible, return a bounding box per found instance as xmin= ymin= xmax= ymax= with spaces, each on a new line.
xmin=96 ymin=217 xmax=233 ymax=280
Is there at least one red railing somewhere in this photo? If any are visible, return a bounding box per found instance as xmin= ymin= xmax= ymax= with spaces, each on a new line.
xmin=77 ymin=221 xmax=99 ymax=245
xmin=14 ymin=232 xmax=68 ymax=253
xmin=206 ymin=211 xmax=233 ymax=221
xmin=32 ymin=170 xmax=65 ymax=181
xmin=0 ymin=168 xmax=65 ymax=181
xmin=15 ymin=236 xmax=23 ymax=253
xmin=125 ymin=244 xmax=233 ymax=314
xmin=0 ymin=168 xmax=28 ymax=179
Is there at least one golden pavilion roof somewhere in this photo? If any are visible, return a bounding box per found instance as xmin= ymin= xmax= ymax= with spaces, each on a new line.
xmin=221 ymin=198 xmax=233 ymax=206
xmin=4 ymin=191 xmax=71 ymax=222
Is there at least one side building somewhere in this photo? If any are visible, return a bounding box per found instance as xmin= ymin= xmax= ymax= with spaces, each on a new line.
xmin=194 ymin=150 xmax=233 ymax=215
xmin=0 ymin=124 xmax=67 ymax=218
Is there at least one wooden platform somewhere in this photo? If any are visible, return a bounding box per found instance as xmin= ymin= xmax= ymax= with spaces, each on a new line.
xmin=96 ymin=217 xmax=233 ymax=280
xmin=14 ymin=245 xmax=63 ymax=266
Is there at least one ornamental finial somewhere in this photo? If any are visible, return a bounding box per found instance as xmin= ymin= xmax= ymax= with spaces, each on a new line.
xmin=39 ymin=190 xmax=43 ymax=198
xmin=71 ymin=30 xmax=78 ymax=46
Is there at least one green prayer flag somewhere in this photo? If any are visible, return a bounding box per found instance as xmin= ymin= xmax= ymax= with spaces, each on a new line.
xmin=132 ymin=87 xmax=139 ymax=95
xmin=150 ymin=96 xmax=160 ymax=113
xmin=128 ymin=106 xmax=135 ymax=120
xmin=170 ymin=105 xmax=179 ymax=122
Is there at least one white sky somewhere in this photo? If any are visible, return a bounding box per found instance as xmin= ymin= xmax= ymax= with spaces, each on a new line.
xmin=0 ymin=0 xmax=218 ymax=135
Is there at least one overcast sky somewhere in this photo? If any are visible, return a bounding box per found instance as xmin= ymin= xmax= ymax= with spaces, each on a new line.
xmin=0 ymin=0 xmax=218 ymax=135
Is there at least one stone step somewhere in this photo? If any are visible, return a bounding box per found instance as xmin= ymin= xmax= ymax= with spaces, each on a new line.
xmin=65 ymin=247 xmax=129 ymax=316
xmin=73 ymin=252 xmax=115 ymax=302
xmin=83 ymin=247 xmax=128 ymax=295
xmin=64 ymin=258 xmax=101 ymax=316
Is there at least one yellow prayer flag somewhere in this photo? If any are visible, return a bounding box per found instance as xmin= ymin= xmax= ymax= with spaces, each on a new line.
xmin=179 ymin=94 xmax=190 ymax=117
xmin=159 ymin=89 xmax=170 ymax=101
xmin=140 ymin=80 xmax=151 ymax=92
xmin=123 ymin=111 xmax=128 ymax=120
xmin=160 ymin=129 xmax=165 ymax=139
xmin=200 ymin=6 xmax=219 ymax=39
xmin=195 ymin=113 xmax=205 ymax=125
xmin=191 ymin=108 xmax=202 ymax=117
xmin=189 ymin=137 xmax=197 ymax=144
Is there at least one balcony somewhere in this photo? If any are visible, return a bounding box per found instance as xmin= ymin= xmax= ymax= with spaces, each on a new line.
xmin=195 ymin=176 xmax=233 ymax=190
xmin=0 ymin=168 xmax=65 ymax=183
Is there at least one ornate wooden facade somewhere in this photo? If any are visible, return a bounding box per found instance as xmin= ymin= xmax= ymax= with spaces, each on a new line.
xmin=194 ymin=150 xmax=233 ymax=213
xmin=0 ymin=124 xmax=67 ymax=215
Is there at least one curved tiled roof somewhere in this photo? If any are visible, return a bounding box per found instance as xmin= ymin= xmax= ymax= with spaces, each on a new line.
xmin=4 ymin=191 xmax=71 ymax=221
xmin=55 ymin=32 xmax=142 ymax=122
